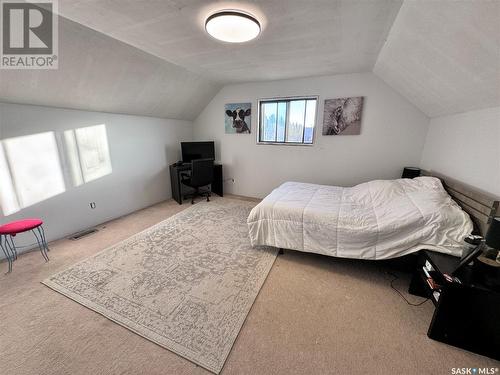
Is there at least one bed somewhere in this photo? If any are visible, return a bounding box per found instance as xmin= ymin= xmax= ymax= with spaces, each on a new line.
xmin=247 ymin=172 xmax=499 ymax=260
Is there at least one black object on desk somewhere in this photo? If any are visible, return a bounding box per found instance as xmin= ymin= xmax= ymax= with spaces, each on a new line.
xmin=408 ymin=250 xmax=500 ymax=360
xmin=402 ymin=167 xmax=421 ymax=179
xmin=170 ymin=162 xmax=223 ymax=204
xmin=181 ymin=141 xmax=215 ymax=163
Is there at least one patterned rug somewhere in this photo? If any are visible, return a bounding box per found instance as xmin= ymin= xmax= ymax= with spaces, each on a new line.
xmin=43 ymin=199 xmax=277 ymax=374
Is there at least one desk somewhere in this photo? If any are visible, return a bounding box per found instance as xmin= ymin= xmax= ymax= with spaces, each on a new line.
xmin=169 ymin=163 xmax=223 ymax=205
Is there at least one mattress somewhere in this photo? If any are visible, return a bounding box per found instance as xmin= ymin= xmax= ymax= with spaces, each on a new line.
xmin=247 ymin=177 xmax=473 ymax=260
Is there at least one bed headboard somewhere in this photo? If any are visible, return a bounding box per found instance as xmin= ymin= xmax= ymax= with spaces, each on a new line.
xmin=421 ymin=170 xmax=499 ymax=236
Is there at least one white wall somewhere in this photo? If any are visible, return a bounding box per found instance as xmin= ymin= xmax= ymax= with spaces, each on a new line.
xmin=421 ymin=106 xmax=500 ymax=196
xmin=0 ymin=103 xmax=192 ymax=254
xmin=193 ymin=72 xmax=429 ymax=198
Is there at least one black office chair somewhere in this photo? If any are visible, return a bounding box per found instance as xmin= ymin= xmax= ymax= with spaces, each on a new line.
xmin=181 ymin=158 xmax=214 ymax=204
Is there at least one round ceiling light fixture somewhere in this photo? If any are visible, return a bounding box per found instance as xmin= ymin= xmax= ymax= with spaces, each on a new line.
xmin=205 ymin=10 xmax=261 ymax=43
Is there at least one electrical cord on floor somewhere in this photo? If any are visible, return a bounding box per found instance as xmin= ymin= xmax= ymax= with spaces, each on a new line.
xmin=385 ymin=270 xmax=429 ymax=307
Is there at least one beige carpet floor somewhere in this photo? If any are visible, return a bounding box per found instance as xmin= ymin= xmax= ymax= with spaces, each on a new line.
xmin=0 ymin=197 xmax=498 ymax=375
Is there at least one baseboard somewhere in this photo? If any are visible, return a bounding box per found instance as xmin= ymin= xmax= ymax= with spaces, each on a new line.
xmin=224 ymin=194 xmax=262 ymax=203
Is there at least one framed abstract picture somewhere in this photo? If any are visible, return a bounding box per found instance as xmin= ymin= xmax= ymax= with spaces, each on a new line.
xmin=322 ymin=97 xmax=364 ymax=135
xmin=225 ymin=103 xmax=251 ymax=134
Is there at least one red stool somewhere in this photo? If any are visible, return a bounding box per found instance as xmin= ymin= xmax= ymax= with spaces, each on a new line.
xmin=0 ymin=219 xmax=49 ymax=273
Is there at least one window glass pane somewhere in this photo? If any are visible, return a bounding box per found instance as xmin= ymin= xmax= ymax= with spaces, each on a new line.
xmin=286 ymin=100 xmax=306 ymax=143
xmin=258 ymin=98 xmax=317 ymax=145
xmin=261 ymin=102 xmax=277 ymax=142
xmin=0 ymin=143 xmax=20 ymax=215
xmin=276 ymin=102 xmax=287 ymax=142
xmin=304 ymin=100 xmax=316 ymax=144
xmin=75 ymin=124 xmax=112 ymax=183
xmin=3 ymin=132 xmax=65 ymax=208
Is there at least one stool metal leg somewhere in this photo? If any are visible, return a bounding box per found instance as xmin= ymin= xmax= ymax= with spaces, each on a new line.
xmin=35 ymin=227 xmax=50 ymax=260
xmin=6 ymin=235 xmax=17 ymax=260
xmin=38 ymin=225 xmax=50 ymax=252
xmin=0 ymin=235 xmax=12 ymax=273
xmin=32 ymin=229 xmax=49 ymax=262
xmin=5 ymin=235 xmax=16 ymax=262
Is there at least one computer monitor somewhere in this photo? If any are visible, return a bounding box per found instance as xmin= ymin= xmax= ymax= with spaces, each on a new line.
xmin=181 ymin=141 xmax=215 ymax=163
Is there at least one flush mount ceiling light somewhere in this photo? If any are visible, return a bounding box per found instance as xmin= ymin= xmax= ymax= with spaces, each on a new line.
xmin=205 ymin=10 xmax=261 ymax=43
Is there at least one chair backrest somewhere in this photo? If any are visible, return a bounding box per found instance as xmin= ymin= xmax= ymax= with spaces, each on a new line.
xmin=190 ymin=158 xmax=214 ymax=187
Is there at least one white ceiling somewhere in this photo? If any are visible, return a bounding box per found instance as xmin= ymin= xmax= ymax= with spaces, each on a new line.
xmin=0 ymin=16 xmax=221 ymax=120
xmin=57 ymin=0 xmax=403 ymax=83
xmin=1 ymin=0 xmax=498 ymax=119
xmin=374 ymin=0 xmax=500 ymax=118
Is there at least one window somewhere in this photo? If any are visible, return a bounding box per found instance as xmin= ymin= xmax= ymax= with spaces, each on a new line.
xmin=258 ymin=97 xmax=317 ymax=145
xmin=0 ymin=132 xmax=66 ymax=215
xmin=64 ymin=124 xmax=112 ymax=186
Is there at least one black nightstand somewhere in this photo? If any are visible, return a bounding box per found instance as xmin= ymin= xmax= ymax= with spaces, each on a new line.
xmin=409 ymin=250 xmax=500 ymax=360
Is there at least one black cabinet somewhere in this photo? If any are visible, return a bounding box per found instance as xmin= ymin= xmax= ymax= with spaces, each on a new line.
xmin=169 ymin=163 xmax=223 ymax=204
xmin=409 ymin=250 xmax=500 ymax=360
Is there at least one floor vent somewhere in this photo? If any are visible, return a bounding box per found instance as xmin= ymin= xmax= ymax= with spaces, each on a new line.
xmin=69 ymin=228 xmax=99 ymax=240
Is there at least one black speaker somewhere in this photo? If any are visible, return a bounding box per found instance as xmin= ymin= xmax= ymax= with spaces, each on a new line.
xmin=486 ymin=217 xmax=500 ymax=250
xmin=402 ymin=167 xmax=421 ymax=179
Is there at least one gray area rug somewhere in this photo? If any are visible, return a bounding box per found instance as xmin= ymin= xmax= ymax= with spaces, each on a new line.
xmin=43 ymin=199 xmax=277 ymax=374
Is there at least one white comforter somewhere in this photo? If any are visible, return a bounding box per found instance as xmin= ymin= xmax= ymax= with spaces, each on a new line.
xmin=247 ymin=177 xmax=473 ymax=259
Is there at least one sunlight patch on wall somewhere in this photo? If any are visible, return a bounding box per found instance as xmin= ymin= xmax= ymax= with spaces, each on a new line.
xmin=0 ymin=132 xmax=66 ymax=215
xmin=64 ymin=124 xmax=112 ymax=186
xmin=0 ymin=125 xmax=113 ymax=216
xmin=0 ymin=143 xmax=20 ymax=215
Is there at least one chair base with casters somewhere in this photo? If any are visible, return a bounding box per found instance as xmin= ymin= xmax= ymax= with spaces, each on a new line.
xmin=182 ymin=186 xmax=212 ymax=204
xmin=0 ymin=219 xmax=49 ymax=273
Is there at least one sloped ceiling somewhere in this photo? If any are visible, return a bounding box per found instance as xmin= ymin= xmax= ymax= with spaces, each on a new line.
xmin=56 ymin=0 xmax=403 ymax=83
xmin=374 ymin=0 xmax=500 ymax=118
xmin=0 ymin=16 xmax=221 ymax=120
xmin=0 ymin=0 xmax=498 ymax=119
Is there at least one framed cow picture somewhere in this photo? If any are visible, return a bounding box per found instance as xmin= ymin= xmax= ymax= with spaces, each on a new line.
xmin=322 ymin=97 xmax=364 ymax=135
xmin=225 ymin=103 xmax=251 ymax=134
